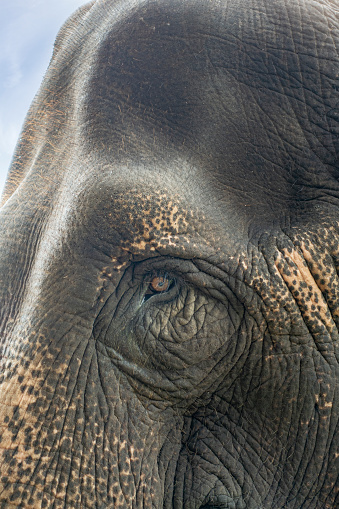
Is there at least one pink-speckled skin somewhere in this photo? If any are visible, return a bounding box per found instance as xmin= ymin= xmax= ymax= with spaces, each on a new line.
xmin=0 ymin=0 xmax=339 ymax=507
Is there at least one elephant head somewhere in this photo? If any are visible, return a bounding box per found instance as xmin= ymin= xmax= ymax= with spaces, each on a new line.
xmin=0 ymin=0 xmax=338 ymax=507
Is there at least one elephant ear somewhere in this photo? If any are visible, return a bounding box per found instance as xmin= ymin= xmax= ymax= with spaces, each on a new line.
xmin=0 ymin=1 xmax=97 ymax=207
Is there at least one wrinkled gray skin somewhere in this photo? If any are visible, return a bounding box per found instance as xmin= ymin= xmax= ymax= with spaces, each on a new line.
xmin=0 ymin=0 xmax=339 ymax=507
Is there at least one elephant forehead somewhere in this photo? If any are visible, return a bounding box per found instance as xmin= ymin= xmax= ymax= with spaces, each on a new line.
xmin=3 ymin=0 xmax=338 ymax=215
xmin=75 ymin=0 xmax=339 ymax=213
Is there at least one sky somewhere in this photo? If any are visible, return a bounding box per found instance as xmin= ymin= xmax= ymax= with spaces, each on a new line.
xmin=0 ymin=0 xmax=86 ymax=196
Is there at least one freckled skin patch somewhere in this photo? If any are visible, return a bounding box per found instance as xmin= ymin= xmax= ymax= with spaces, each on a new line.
xmin=1 ymin=0 xmax=339 ymax=508
xmin=118 ymin=193 xmax=191 ymax=253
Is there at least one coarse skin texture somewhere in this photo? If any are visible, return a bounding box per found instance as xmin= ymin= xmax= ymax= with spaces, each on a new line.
xmin=0 ymin=0 xmax=339 ymax=507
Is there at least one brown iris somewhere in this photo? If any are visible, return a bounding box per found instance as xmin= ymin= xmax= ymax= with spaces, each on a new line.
xmin=150 ymin=275 xmax=171 ymax=293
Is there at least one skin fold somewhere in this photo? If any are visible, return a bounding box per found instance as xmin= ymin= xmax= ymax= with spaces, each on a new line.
xmin=0 ymin=0 xmax=338 ymax=507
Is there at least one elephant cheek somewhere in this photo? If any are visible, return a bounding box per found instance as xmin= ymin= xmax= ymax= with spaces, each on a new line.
xmin=0 ymin=328 xmax=183 ymax=508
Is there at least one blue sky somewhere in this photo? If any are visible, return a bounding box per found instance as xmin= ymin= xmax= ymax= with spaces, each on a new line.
xmin=0 ymin=0 xmax=86 ymax=196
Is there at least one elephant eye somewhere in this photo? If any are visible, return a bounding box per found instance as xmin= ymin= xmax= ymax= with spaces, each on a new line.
xmin=144 ymin=273 xmax=175 ymax=301
xmin=150 ymin=275 xmax=171 ymax=292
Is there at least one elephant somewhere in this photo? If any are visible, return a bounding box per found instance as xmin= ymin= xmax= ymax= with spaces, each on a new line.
xmin=0 ymin=0 xmax=339 ymax=507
